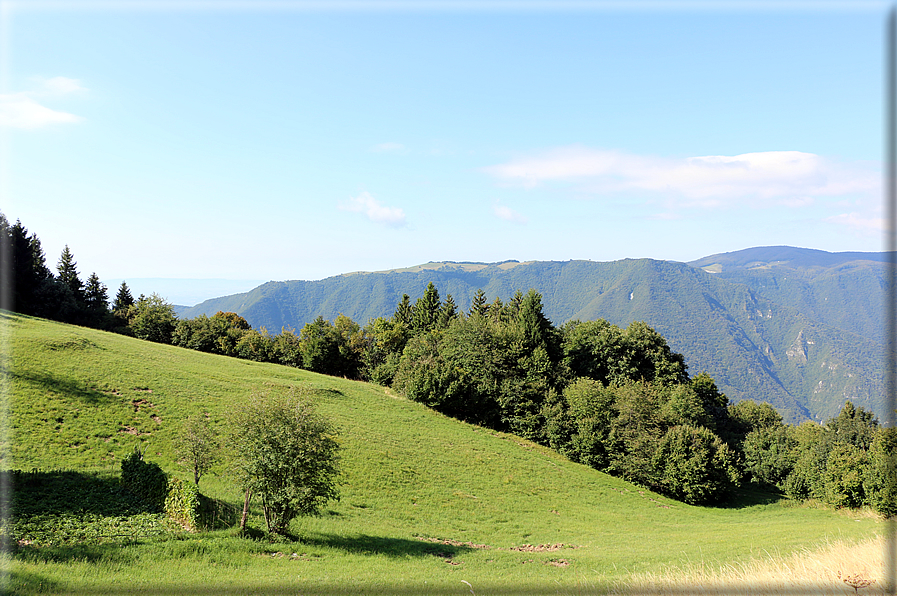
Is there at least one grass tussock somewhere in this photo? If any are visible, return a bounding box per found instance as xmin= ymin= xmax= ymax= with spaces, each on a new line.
xmin=621 ymin=535 xmax=887 ymax=595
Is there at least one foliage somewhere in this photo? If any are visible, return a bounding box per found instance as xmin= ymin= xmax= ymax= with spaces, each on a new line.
xmin=825 ymin=400 xmax=878 ymax=450
xmin=742 ymin=425 xmax=795 ymax=488
xmin=557 ymin=377 xmax=615 ymax=468
xmin=176 ymin=415 xmax=220 ymax=485
xmin=823 ymin=444 xmax=868 ymax=509
xmin=128 ymin=293 xmax=178 ymax=344
xmin=780 ymin=402 xmax=882 ymax=509
xmin=172 ymin=311 xmax=249 ymax=356
xmin=652 ymin=424 xmax=740 ymax=505
xmin=230 ymin=390 xmax=340 ymax=534
xmin=562 ymin=319 xmax=688 ymax=387
xmin=235 ymin=326 xmax=274 ymax=361
xmin=164 ymin=477 xmax=201 ymax=530
xmin=865 ymin=427 xmax=897 ymax=517
xmin=120 ymin=447 xmax=169 ymax=513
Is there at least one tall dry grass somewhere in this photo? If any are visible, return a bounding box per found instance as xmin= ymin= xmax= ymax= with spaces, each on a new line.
xmin=619 ymin=534 xmax=889 ymax=596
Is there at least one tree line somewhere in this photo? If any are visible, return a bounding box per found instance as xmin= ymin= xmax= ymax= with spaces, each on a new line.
xmin=3 ymin=213 xmax=893 ymax=512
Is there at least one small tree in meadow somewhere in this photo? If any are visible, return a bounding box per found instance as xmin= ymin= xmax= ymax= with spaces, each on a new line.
xmin=177 ymin=415 xmax=220 ymax=486
xmin=231 ymin=390 xmax=340 ymax=535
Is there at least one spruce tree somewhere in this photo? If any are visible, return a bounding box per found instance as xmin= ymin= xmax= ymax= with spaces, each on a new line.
xmin=469 ymin=289 xmax=487 ymax=318
xmin=412 ymin=282 xmax=440 ymax=332
xmin=113 ymin=281 xmax=135 ymax=316
xmin=393 ymin=294 xmax=412 ymax=326
xmin=84 ymin=272 xmax=110 ymax=327
xmin=438 ymin=294 xmax=459 ymax=329
xmin=57 ymin=245 xmax=83 ymax=300
xmin=9 ymin=219 xmax=53 ymax=316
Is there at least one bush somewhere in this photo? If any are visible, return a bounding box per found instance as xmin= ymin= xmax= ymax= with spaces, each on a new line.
xmin=165 ymin=477 xmax=201 ymax=530
xmin=824 ymin=444 xmax=868 ymax=509
xmin=652 ymin=425 xmax=740 ymax=505
xmin=866 ymin=427 xmax=897 ymax=517
xmin=120 ymin=447 xmax=168 ymax=513
xmin=743 ymin=426 xmax=796 ymax=488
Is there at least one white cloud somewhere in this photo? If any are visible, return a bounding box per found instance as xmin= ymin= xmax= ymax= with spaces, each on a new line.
xmin=484 ymin=146 xmax=879 ymax=208
xmin=0 ymin=77 xmax=87 ymax=129
xmin=826 ymin=212 xmax=886 ymax=234
xmin=37 ymin=76 xmax=87 ymax=96
xmin=339 ymin=191 xmax=406 ymax=227
xmin=493 ymin=203 xmax=527 ymax=224
xmin=371 ymin=142 xmax=405 ymax=153
xmin=0 ymin=94 xmax=84 ymax=129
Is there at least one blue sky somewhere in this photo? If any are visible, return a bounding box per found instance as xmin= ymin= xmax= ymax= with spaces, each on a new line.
xmin=0 ymin=1 xmax=888 ymax=304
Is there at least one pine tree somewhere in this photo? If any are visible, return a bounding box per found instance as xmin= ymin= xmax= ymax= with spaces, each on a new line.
xmin=393 ymin=294 xmax=412 ymax=326
xmin=469 ymin=289 xmax=487 ymax=318
xmin=412 ymin=282 xmax=441 ymax=332
xmin=438 ymin=294 xmax=459 ymax=329
xmin=57 ymin=245 xmax=83 ymax=300
xmin=83 ymin=272 xmax=110 ymax=327
xmin=113 ymin=281 xmax=135 ymax=317
xmin=8 ymin=219 xmax=53 ymax=316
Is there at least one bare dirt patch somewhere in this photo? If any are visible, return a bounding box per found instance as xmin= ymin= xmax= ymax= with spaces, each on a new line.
xmin=131 ymin=399 xmax=156 ymax=412
xmin=418 ymin=537 xmax=491 ymax=550
xmin=510 ymin=543 xmax=575 ymax=553
xmin=118 ymin=426 xmax=149 ymax=436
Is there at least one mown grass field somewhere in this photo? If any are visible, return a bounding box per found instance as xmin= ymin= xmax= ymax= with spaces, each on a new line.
xmin=0 ymin=312 xmax=885 ymax=595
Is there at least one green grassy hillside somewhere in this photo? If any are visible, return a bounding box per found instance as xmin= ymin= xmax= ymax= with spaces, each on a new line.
xmin=2 ymin=313 xmax=882 ymax=595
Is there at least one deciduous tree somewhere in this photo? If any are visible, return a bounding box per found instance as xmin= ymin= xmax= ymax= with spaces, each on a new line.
xmin=231 ymin=390 xmax=340 ymax=535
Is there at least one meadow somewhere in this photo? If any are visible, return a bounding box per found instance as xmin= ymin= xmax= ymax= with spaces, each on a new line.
xmin=1 ymin=312 xmax=885 ymax=595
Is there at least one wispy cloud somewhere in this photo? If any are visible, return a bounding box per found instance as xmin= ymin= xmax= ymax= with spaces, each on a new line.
xmin=0 ymin=95 xmax=84 ymax=129
xmin=371 ymin=142 xmax=405 ymax=153
xmin=826 ymin=212 xmax=886 ymax=234
xmin=0 ymin=76 xmax=87 ymax=129
xmin=34 ymin=76 xmax=88 ymax=96
xmin=339 ymin=191 xmax=407 ymax=227
xmin=484 ymin=146 xmax=879 ymax=208
xmin=493 ymin=203 xmax=527 ymax=224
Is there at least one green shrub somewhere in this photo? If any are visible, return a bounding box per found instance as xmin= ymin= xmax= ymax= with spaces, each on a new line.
xmin=823 ymin=444 xmax=868 ymax=509
xmin=120 ymin=447 xmax=168 ymax=513
xmin=651 ymin=424 xmax=740 ymax=505
xmin=866 ymin=427 xmax=897 ymax=517
xmin=164 ymin=477 xmax=201 ymax=530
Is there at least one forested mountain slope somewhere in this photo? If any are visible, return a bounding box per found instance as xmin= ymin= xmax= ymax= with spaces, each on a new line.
xmin=181 ymin=249 xmax=887 ymax=423
xmin=689 ymin=247 xmax=889 ymax=346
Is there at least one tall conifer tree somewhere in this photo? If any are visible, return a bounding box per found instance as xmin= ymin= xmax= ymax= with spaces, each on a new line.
xmin=57 ymin=245 xmax=83 ymax=299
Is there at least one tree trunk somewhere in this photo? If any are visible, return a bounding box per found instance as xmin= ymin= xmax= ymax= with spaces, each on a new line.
xmin=263 ymin=505 xmax=272 ymax=533
xmin=239 ymin=488 xmax=251 ymax=531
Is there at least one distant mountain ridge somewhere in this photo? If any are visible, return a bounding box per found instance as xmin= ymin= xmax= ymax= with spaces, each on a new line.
xmin=180 ymin=247 xmax=889 ymax=424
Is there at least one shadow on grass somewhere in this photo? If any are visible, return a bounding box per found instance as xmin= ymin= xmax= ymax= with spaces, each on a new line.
xmin=298 ymin=532 xmax=475 ymax=559
xmin=9 ymin=369 xmax=114 ymax=405
xmin=5 ymin=469 xmax=154 ymax=517
xmin=5 ymin=569 xmax=63 ymax=594
xmin=13 ymin=542 xmax=136 ymax=565
xmin=717 ymin=485 xmax=785 ymax=509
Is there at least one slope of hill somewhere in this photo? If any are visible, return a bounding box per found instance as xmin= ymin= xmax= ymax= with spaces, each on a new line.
xmin=180 ymin=253 xmax=885 ymax=423
xmin=689 ymin=247 xmax=889 ymax=346
xmin=4 ymin=313 xmax=882 ymax=594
